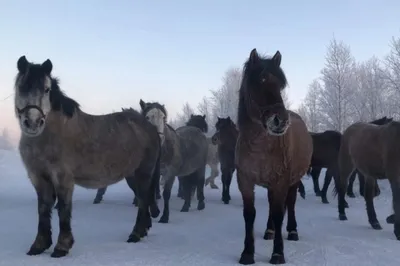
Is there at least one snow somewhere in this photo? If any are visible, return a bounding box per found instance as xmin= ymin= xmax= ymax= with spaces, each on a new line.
xmin=0 ymin=149 xmax=399 ymax=266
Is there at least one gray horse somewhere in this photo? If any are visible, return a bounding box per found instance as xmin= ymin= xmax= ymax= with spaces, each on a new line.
xmin=14 ymin=56 xmax=161 ymax=258
xmin=176 ymin=114 xmax=220 ymax=198
xmin=140 ymin=100 xmax=209 ymax=223
xmin=91 ymin=107 xmax=162 ymax=205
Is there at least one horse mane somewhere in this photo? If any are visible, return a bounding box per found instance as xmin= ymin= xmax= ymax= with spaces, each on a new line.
xmin=15 ymin=63 xmax=80 ymax=118
xmin=237 ymin=51 xmax=288 ymax=129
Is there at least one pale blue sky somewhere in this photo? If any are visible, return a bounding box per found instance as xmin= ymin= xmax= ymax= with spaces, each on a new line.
xmin=1 ymin=0 xmax=399 ymax=139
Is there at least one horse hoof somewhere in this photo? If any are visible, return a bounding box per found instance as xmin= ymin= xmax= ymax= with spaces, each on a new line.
xmin=269 ymin=253 xmax=285 ymax=264
xmin=386 ymin=214 xmax=395 ymax=224
xmin=287 ymin=231 xmax=299 ymax=241
xmin=371 ymin=222 xmax=382 ymax=230
xmin=158 ymin=216 xmax=169 ymax=224
xmin=127 ymin=233 xmax=141 ymax=243
xmin=239 ymin=253 xmax=255 ymax=265
xmin=180 ymin=207 xmax=190 ymax=212
xmin=263 ymin=231 xmax=274 ymax=240
xmin=27 ymin=247 xmax=47 ymax=256
xmin=339 ymin=214 xmax=348 ymax=221
xmin=347 ymin=192 xmax=356 ymax=198
xmin=197 ymin=201 xmax=205 ymax=210
xmin=150 ymin=204 xmax=160 ymax=218
xmin=321 ymin=198 xmax=329 ymax=204
xmin=50 ymin=248 xmax=68 ymax=258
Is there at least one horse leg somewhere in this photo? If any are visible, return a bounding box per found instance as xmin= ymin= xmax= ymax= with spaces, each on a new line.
xmin=269 ymin=187 xmax=288 ymax=264
xmin=205 ymin=163 xmax=220 ymax=189
xmin=127 ymin=158 xmax=156 ymax=242
xmin=388 ymin=178 xmax=400 ymax=240
xmin=196 ymin=166 xmax=206 ymax=210
xmin=180 ymin=174 xmax=194 ymax=212
xmin=177 ymin=176 xmax=184 ymax=199
xmin=320 ymin=168 xmax=332 ymax=204
xmin=27 ymin=173 xmax=56 ymax=256
xmin=159 ymin=175 xmax=175 ymax=223
xmin=221 ymin=168 xmax=232 ymax=204
xmin=286 ymin=182 xmax=299 ymax=241
xmin=93 ymin=187 xmax=107 ymax=204
xmin=311 ymin=167 xmax=321 ymax=196
xmin=297 ymin=180 xmax=305 ymax=199
xmin=364 ymin=177 xmax=382 ymax=230
xmin=238 ymin=172 xmax=256 ymax=265
xmin=264 ymin=188 xmax=275 ymax=240
xmin=347 ymin=171 xmax=357 ymax=198
xmin=51 ymin=174 xmax=75 ymax=258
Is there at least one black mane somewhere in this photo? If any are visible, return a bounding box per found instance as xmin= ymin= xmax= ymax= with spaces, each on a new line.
xmin=15 ymin=61 xmax=80 ymax=118
xmin=237 ymin=50 xmax=287 ymax=129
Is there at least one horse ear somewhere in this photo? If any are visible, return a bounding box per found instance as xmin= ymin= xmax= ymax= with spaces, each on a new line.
xmin=17 ymin=56 xmax=29 ymax=73
xmin=272 ymin=51 xmax=282 ymax=67
xmin=139 ymin=99 xmax=146 ymax=110
xmin=41 ymin=59 xmax=53 ymax=75
xmin=249 ymin=48 xmax=259 ymax=65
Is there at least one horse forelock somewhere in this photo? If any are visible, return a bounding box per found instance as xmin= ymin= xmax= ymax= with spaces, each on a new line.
xmin=141 ymin=102 xmax=168 ymax=119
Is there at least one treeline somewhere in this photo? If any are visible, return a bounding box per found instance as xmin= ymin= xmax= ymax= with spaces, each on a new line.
xmin=170 ymin=33 xmax=400 ymax=134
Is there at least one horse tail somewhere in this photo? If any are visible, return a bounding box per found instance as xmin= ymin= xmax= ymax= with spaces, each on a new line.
xmin=149 ymin=141 xmax=161 ymax=218
xmin=306 ymin=166 xmax=312 ymax=176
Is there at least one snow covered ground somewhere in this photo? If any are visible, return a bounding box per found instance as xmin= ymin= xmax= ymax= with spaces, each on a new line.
xmin=0 ymin=149 xmax=398 ymax=266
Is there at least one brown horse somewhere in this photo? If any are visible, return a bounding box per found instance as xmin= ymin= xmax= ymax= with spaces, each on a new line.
xmin=336 ymin=119 xmax=400 ymax=240
xmin=235 ymin=49 xmax=313 ymax=264
xmin=14 ymin=56 xmax=161 ymax=258
xmin=211 ymin=116 xmax=238 ymax=204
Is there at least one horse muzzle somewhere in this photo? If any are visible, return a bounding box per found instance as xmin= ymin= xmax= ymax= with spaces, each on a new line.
xmin=16 ymin=105 xmax=46 ymax=137
xmin=266 ymin=114 xmax=290 ymax=136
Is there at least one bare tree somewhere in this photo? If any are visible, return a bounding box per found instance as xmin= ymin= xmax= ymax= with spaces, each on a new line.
xmin=352 ymin=57 xmax=389 ymax=121
xmin=301 ymin=79 xmax=323 ymax=132
xmin=210 ymin=67 xmax=242 ymax=125
xmin=318 ymin=38 xmax=357 ymax=132
xmin=383 ymin=35 xmax=400 ymax=118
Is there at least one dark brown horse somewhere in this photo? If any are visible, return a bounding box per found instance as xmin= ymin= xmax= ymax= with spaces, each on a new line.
xmin=235 ymin=49 xmax=313 ymax=264
xmin=305 ymin=117 xmax=391 ymax=205
xmin=335 ymin=119 xmax=400 ymax=240
xmin=211 ymin=116 xmax=238 ymax=204
xmin=14 ymin=56 xmax=161 ymax=258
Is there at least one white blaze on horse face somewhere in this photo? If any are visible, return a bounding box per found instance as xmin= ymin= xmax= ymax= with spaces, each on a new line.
xmin=14 ymin=76 xmax=52 ymax=137
xmin=146 ymin=108 xmax=166 ymax=143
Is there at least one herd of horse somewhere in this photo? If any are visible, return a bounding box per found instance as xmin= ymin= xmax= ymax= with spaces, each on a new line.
xmin=11 ymin=49 xmax=399 ymax=265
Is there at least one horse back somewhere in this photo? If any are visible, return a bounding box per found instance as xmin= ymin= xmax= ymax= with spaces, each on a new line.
xmin=343 ymin=122 xmax=389 ymax=177
xmin=174 ymin=126 xmax=208 ymax=175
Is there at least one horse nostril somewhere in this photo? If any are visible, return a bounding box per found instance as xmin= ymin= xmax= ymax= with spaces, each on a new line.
xmin=23 ymin=119 xmax=30 ymax=128
xmin=273 ymin=116 xmax=280 ymax=127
